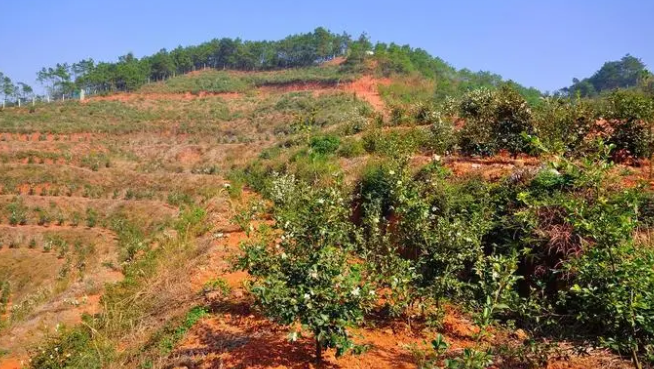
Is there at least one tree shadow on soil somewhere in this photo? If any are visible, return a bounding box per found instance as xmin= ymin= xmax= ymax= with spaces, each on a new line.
xmin=176 ymin=298 xmax=418 ymax=368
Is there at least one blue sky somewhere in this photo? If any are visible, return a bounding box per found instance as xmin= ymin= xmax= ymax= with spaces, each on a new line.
xmin=1 ymin=0 xmax=652 ymax=93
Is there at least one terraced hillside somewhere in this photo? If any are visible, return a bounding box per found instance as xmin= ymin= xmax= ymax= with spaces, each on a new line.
xmin=0 ymin=67 xmax=380 ymax=368
xmin=1 ymin=59 xmax=653 ymax=369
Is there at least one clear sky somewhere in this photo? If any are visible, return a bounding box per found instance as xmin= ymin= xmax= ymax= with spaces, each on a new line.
xmin=1 ymin=0 xmax=652 ymax=93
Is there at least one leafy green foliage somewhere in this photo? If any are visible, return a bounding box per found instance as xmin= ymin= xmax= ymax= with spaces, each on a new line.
xmin=29 ymin=323 xmax=113 ymax=369
xmin=236 ymin=175 xmax=374 ymax=362
xmin=458 ymin=85 xmax=534 ymax=156
xmin=155 ymin=306 xmax=208 ymax=355
xmin=309 ymin=135 xmax=341 ymax=155
xmin=564 ymin=55 xmax=650 ymax=97
xmin=6 ymin=196 xmax=28 ymax=225
xmin=45 ymin=28 xmax=352 ymax=95
xmin=563 ymin=244 xmax=654 ymax=363
xmin=533 ymin=96 xmax=597 ymax=156
xmin=605 ymin=89 xmax=654 ymax=159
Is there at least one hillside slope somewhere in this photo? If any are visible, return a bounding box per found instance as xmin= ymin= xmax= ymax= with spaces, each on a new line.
xmin=1 ymin=62 xmax=651 ymax=369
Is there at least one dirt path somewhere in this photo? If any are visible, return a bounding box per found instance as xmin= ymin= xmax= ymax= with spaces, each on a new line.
xmin=341 ymin=75 xmax=391 ymax=114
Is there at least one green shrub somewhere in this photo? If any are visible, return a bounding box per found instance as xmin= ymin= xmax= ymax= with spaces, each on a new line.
xmin=309 ymin=135 xmax=341 ymax=155
xmin=362 ymin=128 xmax=430 ymax=156
xmin=458 ymin=85 xmax=534 ymax=156
xmin=562 ymin=243 xmax=654 ymax=364
xmin=236 ymin=175 xmax=374 ymax=363
xmin=428 ymin=120 xmax=456 ymax=154
xmin=357 ymin=159 xmax=398 ymax=217
xmin=604 ymin=89 xmax=654 ymax=159
xmin=7 ymin=196 xmax=28 ymax=226
xmin=29 ymin=324 xmax=112 ymax=369
xmin=289 ymin=153 xmax=340 ymax=186
xmin=533 ymin=97 xmax=596 ymax=156
xmin=85 ymin=208 xmax=98 ymax=228
xmin=174 ymin=206 xmax=208 ymax=237
xmin=337 ymin=138 xmax=366 ymax=158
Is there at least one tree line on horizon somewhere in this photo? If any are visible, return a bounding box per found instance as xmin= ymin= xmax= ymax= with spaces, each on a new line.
xmin=0 ymin=28 xmax=651 ymax=104
xmin=563 ymin=54 xmax=652 ymax=97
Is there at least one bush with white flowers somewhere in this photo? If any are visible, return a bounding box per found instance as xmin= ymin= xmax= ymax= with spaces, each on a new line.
xmin=236 ymin=174 xmax=374 ymax=363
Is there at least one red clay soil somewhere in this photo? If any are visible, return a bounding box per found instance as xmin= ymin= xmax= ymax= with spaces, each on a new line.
xmin=86 ymin=74 xmax=390 ymax=115
xmin=257 ymin=75 xmax=391 ymax=115
xmin=341 ymin=76 xmax=391 ymax=114
xmin=171 ymin=227 xmax=631 ymax=369
xmin=0 ymin=358 xmax=23 ymax=369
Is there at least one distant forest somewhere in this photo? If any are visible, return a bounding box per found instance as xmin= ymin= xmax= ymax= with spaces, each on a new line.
xmin=562 ymin=54 xmax=651 ymax=97
xmin=0 ymin=28 xmax=651 ymax=104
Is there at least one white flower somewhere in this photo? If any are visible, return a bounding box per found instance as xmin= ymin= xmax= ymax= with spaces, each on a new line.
xmin=304 ymin=293 xmax=311 ymax=300
xmin=223 ymin=183 xmax=231 ymax=188
xmin=309 ymin=271 xmax=318 ymax=279
xmin=431 ymin=206 xmax=437 ymax=212
xmin=317 ymin=198 xmax=325 ymax=204
xmin=397 ymin=180 xmax=402 ymax=186
xmin=369 ymin=290 xmax=376 ymax=296
xmin=389 ymin=170 xmax=396 ymax=175
xmin=351 ymin=287 xmax=360 ymax=297
xmin=433 ymin=154 xmax=442 ymax=162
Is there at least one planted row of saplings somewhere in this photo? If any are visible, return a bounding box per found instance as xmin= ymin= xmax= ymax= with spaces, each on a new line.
xmin=0 ymin=183 xmax=162 ymax=201
xmin=0 ymin=151 xmax=111 ymax=171
xmin=0 ymin=234 xmax=95 ymax=263
xmin=1 ymin=198 xmax=99 ymax=228
xmin=0 ymin=236 xmax=97 ymax=328
xmin=0 ymin=132 xmax=93 ymax=142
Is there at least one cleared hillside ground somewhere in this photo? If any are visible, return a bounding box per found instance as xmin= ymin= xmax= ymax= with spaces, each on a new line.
xmin=0 ymin=72 xmax=378 ymax=368
xmin=0 ymin=69 xmax=648 ymax=369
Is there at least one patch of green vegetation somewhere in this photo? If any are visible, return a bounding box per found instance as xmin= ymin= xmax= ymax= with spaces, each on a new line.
xmin=154 ymin=306 xmax=208 ymax=355
xmin=143 ymin=66 xmax=357 ymax=94
xmin=29 ymin=322 xmax=113 ymax=369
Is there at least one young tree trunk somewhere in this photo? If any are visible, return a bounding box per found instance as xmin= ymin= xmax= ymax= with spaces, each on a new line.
xmin=315 ymin=338 xmax=323 ymax=364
